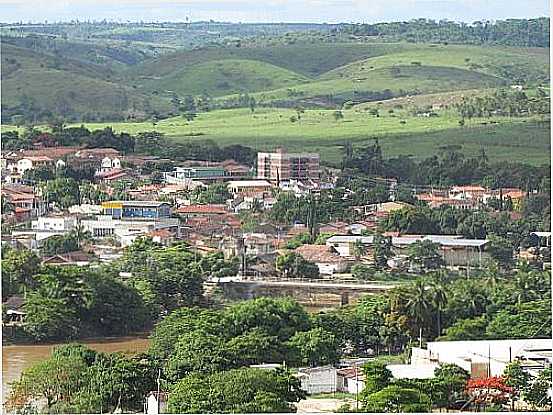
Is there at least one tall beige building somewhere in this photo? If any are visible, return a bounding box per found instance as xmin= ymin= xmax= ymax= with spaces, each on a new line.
xmin=257 ymin=148 xmax=320 ymax=183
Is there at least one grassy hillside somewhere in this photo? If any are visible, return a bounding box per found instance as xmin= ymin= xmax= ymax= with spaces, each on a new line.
xmin=126 ymin=42 xmax=409 ymax=79
xmin=141 ymin=59 xmax=310 ymax=97
xmin=1 ymin=44 xmax=172 ymax=122
xmin=240 ymin=65 xmax=504 ymax=107
xmin=1 ymin=39 xmax=549 ymax=122
xmin=321 ymin=44 xmax=549 ymax=82
xmin=4 ymin=107 xmax=545 ymax=165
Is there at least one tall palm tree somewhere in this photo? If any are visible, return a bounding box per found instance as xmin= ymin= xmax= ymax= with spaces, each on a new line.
xmin=405 ymin=278 xmax=432 ymax=339
xmin=429 ymin=273 xmax=448 ymax=336
xmin=352 ymin=240 xmax=368 ymax=260
xmin=71 ymin=224 xmax=92 ymax=250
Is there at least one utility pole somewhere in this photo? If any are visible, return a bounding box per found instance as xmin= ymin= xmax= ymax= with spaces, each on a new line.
xmin=156 ymin=367 xmax=161 ymax=414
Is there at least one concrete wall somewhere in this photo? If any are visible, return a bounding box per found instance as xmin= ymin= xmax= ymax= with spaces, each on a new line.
xmin=219 ymin=281 xmax=387 ymax=309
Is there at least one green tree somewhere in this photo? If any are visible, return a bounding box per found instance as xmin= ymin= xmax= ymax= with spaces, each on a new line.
xmin=167 ymin=368 xmax=305 ymax=413
xmin=360 ymin=361 xmax=392 ymax=395
xmin=23 ymin=293 xmax=80 ymax=341
xmin=405 ymin=278 xmax=433 ymax=337
xmin=6 ymin=352 xmax=88 ymax=411
xmin=286 ymin=328 xmax=339 ymax=367
xmin=149 ymin=307 xmax=225 ymax=360
xmin=373 ymin=234 xmax=392 ymax=269
xmin=362 ymin=385 xmax=431 ymax=413
xmin=504 ymin=361 xmax=531 ymax=409
xmin=441 ymin=315 xmax=488 ymax=340
xmin=352 ymin=239 xmax=368 ymax=260
xmin=524 ymin=368 xmax=552 ymax=409
xmin=487 ymin=235 xmax=515 ymax=268
xmin=276 ymin=252 xmax=319 ymax=279
xmin=1 ymin=246 xmax=41 ymax=298
xmin=429 ymin=273 xmax=448 ymax=336
xmin=225 ymin=297 xmax=310 ymax=341
xmin=407 ymin=240 xmax=444 ymax=271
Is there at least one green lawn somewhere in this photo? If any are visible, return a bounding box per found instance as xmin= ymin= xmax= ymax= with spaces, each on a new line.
xmin=3 ymin=107 xmax=549 ymax=166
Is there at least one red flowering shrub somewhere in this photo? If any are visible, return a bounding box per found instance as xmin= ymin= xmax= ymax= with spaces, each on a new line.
xmin=466 ymin=376 xmax=514 ymax=405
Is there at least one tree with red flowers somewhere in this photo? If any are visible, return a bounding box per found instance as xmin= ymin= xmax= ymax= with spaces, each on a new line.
xmin=466 ymin=376 xmax=514 ymax=410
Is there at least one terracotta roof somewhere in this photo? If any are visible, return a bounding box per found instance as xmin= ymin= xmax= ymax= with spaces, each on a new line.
xmin=451 ymin=185 xmax=486 ymax=192
xmin=177 ymin=204 xmax=227 ymax=215
xmin=295 ymin=244 xmax=344 ymax=263
xmin=42 ymin=251 xmax=93 ymax=264
xmin=148 ymin=229 xmax=173 ymax=238
xmin=97 ymin=169 xmax=128 ymax=180
xmin=21 ymin=147 xmax=81 ymax=159
xmin=3 ymin=295 xmax=25 ymax=311
xmin=502 ymin=189 xmax=526 ymax=199
xmin=75 ymin=148 xmax=120 ymax=157
xmin=337 ymin=367 xmax=365 ymax=380
xmin=21 ymin=156 xmax=54 ymax=162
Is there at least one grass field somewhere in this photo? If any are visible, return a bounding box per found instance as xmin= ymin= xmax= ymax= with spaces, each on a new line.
xmin=1 ymin=44 xmax=171 ymax=120
xmin=2 ymin=40 xmax=549 ymax=121
xmin=235 ymin=65 xmax=504 ymax=105
xmin=5 ymin=106 xmax=548 ymax=166
xmin=141 ymin=59 xmax=311 ymax=96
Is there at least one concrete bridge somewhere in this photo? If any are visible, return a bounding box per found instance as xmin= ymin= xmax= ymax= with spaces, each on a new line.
xmin=215 ymin=277 xmax=398 ymax=309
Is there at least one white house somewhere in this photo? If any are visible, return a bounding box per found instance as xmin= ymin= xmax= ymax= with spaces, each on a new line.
xmin=295 ymin=244 xmax=352 ymax=275
xmin=15 ymin=156 xmax=54 ymax=174
xmin=32 ymin=216 xmax=77 ymax=232
xmin=386 ymin=363 xmax=438 ymax=380
xmin=325 ymin=234 xmax=490 ymax=267
xmin=297 ymin=366 xmax=337 ymax=394
xmin=411 ymin=339 xmax=552 ymax=379
xmin=336 ymin=367 xmax=365 ymax=395
xmin=100 ymin=157 xmax=121 ymax=172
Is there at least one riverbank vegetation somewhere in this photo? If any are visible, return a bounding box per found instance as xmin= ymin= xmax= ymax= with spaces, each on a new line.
xmin=7 ymin=265 xmax=551 ymax=413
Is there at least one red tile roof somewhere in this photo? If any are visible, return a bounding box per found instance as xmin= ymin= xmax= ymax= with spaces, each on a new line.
xmin=177 ymin=204 xmax=228 ymax=215
xmin=21 ymin=147 xmax=81 ymax=159
xmin=295 ymin=244 xmax=345 ymax=263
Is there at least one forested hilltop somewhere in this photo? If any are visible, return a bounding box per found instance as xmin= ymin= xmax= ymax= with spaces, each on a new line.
xmin=339 ymin=18 xmax=550 ymax=47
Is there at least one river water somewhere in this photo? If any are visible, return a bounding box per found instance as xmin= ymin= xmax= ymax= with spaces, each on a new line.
xmin=2 ymin=334 xmax=150 ymax=404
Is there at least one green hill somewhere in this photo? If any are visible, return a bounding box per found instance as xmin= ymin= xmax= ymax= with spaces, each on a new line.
xmin=321 ymin=44 xmax=549 ymax=83
xmin=126 ymin=42 xmax=409 ymax=79
xmin=223 ymin=65 xmax=504 ymax=107
xmin=1 ymin=39 xmax=549 ymax=121
xmin=1 ymin=44 xmax=172 ymax=123
xmin=141 ymin=59 xmax=311 ymax=97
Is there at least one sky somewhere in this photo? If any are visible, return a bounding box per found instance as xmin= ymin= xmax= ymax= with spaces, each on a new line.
xmin=0 ymin=0 xmax=549 ymax=24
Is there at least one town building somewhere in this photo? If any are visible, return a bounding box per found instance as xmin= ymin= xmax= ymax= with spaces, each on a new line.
xmin=227 ymin=180 xmax=272 ymax=197
xmin=336 ymin=367 xmax=366 ymax=395
xmin=325 ymin=234 xmax=490 ymax=267
xmin=410 ymin=339 xmax=552 ymax=379
xmin=32 ymin=215 xmax=77 ymax=232
xmin=101 ymin=201 xmax=171 ymax=220
xmin=42 ymin=251 xmax=95 ymax=267
xmin=80 ymin=201 xmax=179 ymax=243
xmin=164 ymin=166 xmax=227 ymax=183
xmin=257 ymin=148 xmax=320 ymax=183
xmin=295 ymin=244 xmax=353 ymax=275
xmin=297 ymin=366 xmax=337 ymax=394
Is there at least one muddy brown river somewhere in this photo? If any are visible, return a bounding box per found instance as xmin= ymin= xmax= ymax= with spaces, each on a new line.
xmin=2 ymin=335 xmax=150 ymax=404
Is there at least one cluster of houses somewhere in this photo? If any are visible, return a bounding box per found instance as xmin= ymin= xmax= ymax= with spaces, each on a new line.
xmin=415 ymin=185 xmax=527 ymax=211
xmin=2 ymin=144 xmax=543 ymax=273
xmin=144 ymin=338 xmax=553 ymax=413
